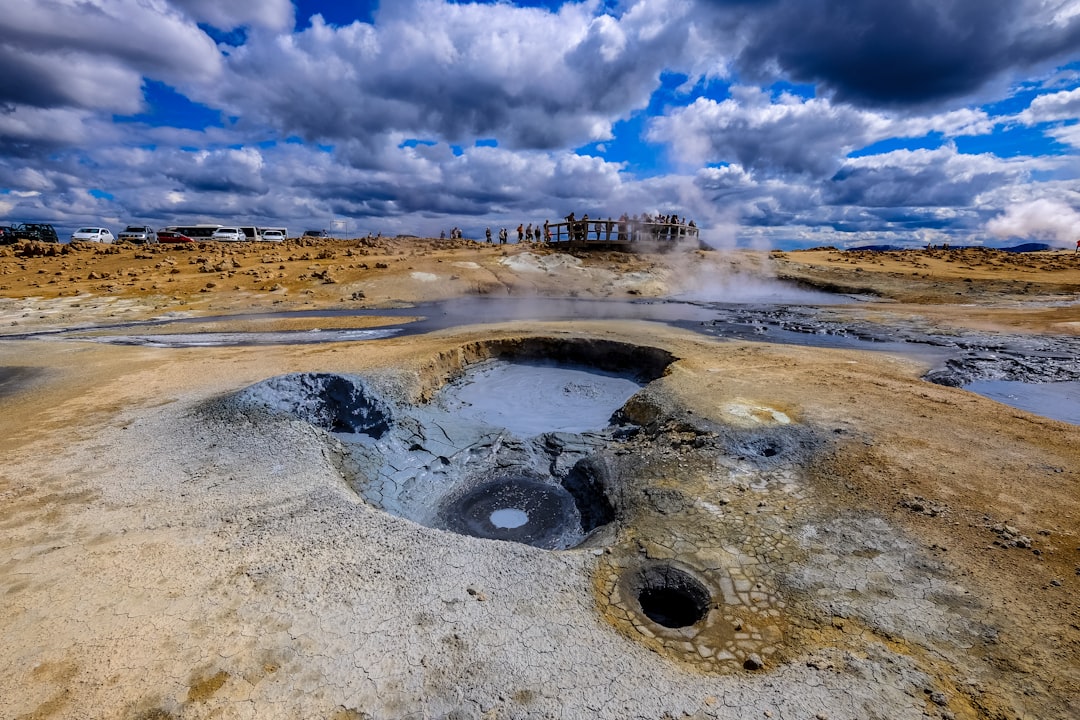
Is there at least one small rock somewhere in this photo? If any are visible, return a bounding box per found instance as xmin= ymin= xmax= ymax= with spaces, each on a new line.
xmin=1049 ymin=579 xmax=1062 ymax=587
xmin=930 ymin=691 xmax=948 ymax=706
xmin=743 ymin=654 xmax=763 ymax=671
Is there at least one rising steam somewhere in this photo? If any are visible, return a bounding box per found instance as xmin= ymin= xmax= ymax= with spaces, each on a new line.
xmin=987 ymin=199 xmax=1080 ymax=247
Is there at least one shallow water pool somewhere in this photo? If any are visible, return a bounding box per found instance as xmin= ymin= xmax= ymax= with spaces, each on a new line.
xmin=964 ymin=379 xmax=1080 ymax=425
xmin=434 ymin=359 xmax=644 ymax=436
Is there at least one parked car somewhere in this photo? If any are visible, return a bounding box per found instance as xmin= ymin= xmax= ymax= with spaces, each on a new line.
xmin=118 ymin=225 xmax=157 ymax=244
xmin=210 ymin=227 xmax=246 ymax=242
xmin=71 ymin=227 xmax=115 ymax=243
xmin=302 ymin=229 xmax=328 ymax=238
xmin=157 ymin=230 xmax=195 ymax=243
xmin=0 ymin=226 xmax=15 ymax=244
xmin=13 ymin=223 xmax=59 ymax=243
xmin=260 ymin=229 xmax=285 ymax=242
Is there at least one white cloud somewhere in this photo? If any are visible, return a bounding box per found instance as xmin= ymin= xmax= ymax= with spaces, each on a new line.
xmin=1017 ymin=86 xmax=1080 ymax=124
xmin=0 ymin=0 xmax=220 ymax=113
xmin=196 ymin=0 xmax=699 ymax=149
xmin=171 ymin=0 xmax=294 ymax=31
xmin=647 ymin=87 xmax=994 ymax=178
xmin=986 ymin=197 xmax=1080 ymax=246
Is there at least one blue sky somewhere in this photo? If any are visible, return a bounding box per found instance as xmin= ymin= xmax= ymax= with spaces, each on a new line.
xmin=1 ymin=0 xmax=1079 ymax=248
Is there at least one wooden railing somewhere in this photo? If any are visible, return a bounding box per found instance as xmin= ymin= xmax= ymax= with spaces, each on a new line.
xmin=540 ymin=219 xmax=699 ymax=244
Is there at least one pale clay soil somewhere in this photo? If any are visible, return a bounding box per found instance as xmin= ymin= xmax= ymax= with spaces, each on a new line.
xmin=0 ymin=238 xmax=1078 ymax=720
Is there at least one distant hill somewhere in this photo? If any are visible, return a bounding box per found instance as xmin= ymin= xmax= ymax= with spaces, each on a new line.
xmin=846 ymin=244 xmax=903 ymax=252
xmin=842 ymin=242 xmax=1055 ymax=253
xmin=998 ymin=242 xmax=1052 ymax=253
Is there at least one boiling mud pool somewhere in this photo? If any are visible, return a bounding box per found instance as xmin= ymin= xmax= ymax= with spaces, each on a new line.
xmin=434 ymin=359 xmax=644 ymax=436
xmin=490 ymin=508 xmax=529 ymax=529
xmin=963 ymin=380 xmax=1080 ymax=425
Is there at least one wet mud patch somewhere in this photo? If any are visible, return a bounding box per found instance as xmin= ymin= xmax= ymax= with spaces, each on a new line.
xmin=0 ymin=365 xmax=47 ymax=398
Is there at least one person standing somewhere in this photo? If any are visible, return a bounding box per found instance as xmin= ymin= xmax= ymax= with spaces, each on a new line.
xmin=544 ymin=220 xmax=551 ymax=242
xmin=485 ymin=227 xmax=492 ymax=244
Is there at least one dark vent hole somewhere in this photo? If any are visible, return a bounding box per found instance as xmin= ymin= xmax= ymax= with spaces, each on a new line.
xmin=635 ymin=567 xmax=711 ymax=628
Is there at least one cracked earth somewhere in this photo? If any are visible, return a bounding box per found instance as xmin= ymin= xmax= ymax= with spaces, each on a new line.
xmin=0 ymin=242 xmax=1078 ymax=719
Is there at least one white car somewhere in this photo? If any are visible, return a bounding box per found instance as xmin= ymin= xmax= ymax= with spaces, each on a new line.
xmin=260 ymin=229 xmax=285 ymax=242
xmin=210 ymin=227 xmax=246 ymax=242
xmin=71 ymin=227 xmax=114 ymax=243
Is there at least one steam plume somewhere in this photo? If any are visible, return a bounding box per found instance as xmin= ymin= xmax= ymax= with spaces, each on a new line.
xmin=987 ymin=199 xmax=1080 ymax=247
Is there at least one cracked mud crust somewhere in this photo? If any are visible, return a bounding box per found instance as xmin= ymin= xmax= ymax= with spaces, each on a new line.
xmin=0 ymin=243 xmax=1078 ymax=719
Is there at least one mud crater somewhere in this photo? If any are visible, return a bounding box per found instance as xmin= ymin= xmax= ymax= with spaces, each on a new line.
xmin=230 ymin=336 xmax=844 ymax=674
xmin=235 ymin=338 xmax=674 ymax=550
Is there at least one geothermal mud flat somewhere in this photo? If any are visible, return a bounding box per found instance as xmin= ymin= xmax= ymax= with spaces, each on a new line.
xmin=1 ymin=312 xmax=1078 ymax=720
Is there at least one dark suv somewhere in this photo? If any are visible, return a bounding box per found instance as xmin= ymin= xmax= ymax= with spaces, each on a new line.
xmin=0 ymin=226 xmax=15 ymax=244
xmin=13 ymin=223 xmax=59 ymax=243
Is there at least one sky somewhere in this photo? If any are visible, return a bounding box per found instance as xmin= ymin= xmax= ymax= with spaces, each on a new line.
xmin=1 ymin=0 xmax=1080 ymax=249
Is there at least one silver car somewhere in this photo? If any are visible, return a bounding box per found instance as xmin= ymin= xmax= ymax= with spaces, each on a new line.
xmin=118 ymin=225 xmax=157 ymax=244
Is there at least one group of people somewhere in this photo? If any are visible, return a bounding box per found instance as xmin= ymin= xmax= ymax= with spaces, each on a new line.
xmin=484 ymin=223 xmax=550 ymax=244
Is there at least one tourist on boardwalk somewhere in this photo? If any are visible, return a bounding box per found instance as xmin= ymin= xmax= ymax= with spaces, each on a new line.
xmin=544 ymin=220 xmax=551 ymax=242
xmin=517 ymin=224 xmax=524 ymax=243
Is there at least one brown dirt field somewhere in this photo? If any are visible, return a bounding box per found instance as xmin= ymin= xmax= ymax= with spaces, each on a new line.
xmin=0 ymin=238 xmax=1077 ymax=719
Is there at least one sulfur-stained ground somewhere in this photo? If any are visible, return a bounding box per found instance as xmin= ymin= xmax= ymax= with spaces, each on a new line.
xmin=0 ymin=239 xmax=1077 ymax=719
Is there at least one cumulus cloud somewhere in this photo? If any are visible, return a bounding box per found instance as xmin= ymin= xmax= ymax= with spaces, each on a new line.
xmin=698 ymin=0 xmax=1080 ymax=106
xmin=0 ymin=0 xmax=1077 ymax=249
xmin=201 ymin=0 xmax=699 ymax=149
xmin=647 ymin=87 xmax=992 ymax=178
xmin=987 ymin=198 xmax=1080 ymax=246
xmin=824 ymin=145 xmax=1036 ymax=208
xmin=0 ymin=0 xmax=220 ymax=113
xmin=1017 ymin=86 xmax=1080 ymax=125
xmin=170 ymin=0 xmax=294 ymax=31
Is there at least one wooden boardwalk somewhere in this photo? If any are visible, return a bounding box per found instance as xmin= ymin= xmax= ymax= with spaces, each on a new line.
xmin=540 ymin=219 xmax=701 ymax=250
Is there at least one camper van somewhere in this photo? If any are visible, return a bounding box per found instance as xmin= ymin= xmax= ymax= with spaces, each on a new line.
xmin=238 ymin=226 xmax=261 ymax=242
xmin=162 ymin=224 xmax=221 ymax=241
xmin=260 ymin=227 xmax=289 ymax=240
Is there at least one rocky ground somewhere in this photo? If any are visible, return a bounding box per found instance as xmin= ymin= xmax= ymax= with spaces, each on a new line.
xmin=0 ymin=238 xmax=1077 ymax=719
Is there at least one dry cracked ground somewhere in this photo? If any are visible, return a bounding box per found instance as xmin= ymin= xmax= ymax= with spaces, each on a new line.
xmin=0 ymin=239 xmax=1078 ymax=720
